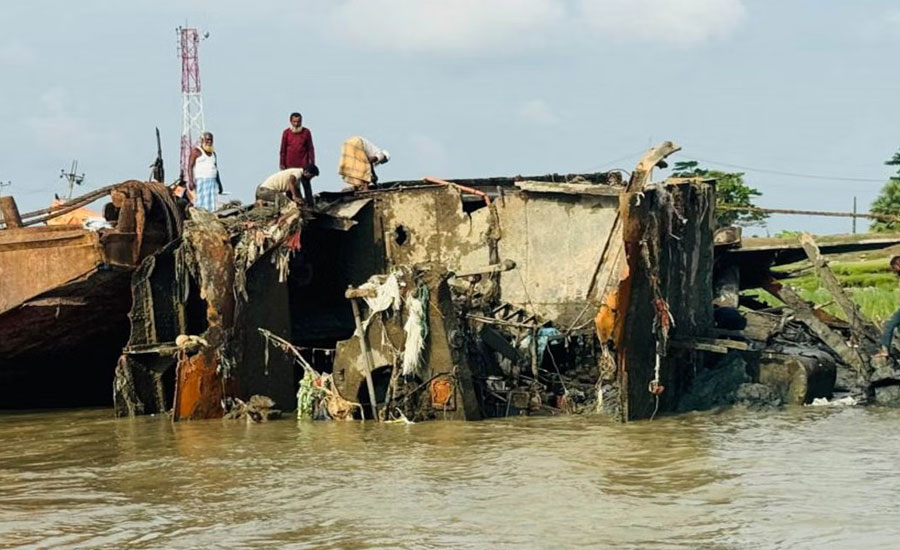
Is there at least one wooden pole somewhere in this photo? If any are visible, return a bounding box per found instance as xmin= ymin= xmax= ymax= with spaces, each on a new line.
xmin=852 ymin=196 xmax=857 ymax=234
xmin=348 ymin=295 xmax=381 ymax=421
xmin=0 ymin=196 xmax=23 ymax=228
xmin=798 ymin=233 xmax=880 ymax=344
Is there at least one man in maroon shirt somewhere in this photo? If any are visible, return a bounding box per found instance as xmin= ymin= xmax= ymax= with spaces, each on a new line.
xmin=279 ymin=112 xmax=315 ymax=170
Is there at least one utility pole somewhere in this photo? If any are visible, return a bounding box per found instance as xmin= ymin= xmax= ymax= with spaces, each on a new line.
xmin=59 ymin=160 xmax=85 ymax=200
xmin=177 ymin=26 xmax=208 ymax=180
xmin=852 ymin=196 xmax=857 ymax=234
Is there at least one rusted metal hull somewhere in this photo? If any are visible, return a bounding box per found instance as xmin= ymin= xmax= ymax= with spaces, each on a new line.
xmin=0 ymin=182 xmax=184 ymax=407
xmin=0 ymin=269 xmax=132 ymax=359
xmin=0 ymin=224 xmax=135 ymax=365
xmin=115 ymin=205 xmax=303 ymax=420
xmin=0 ymin=226 xmax=106 ymax=315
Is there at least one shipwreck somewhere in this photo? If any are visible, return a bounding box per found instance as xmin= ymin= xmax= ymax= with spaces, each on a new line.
xmin=0 ymin=183 xmax=184 ymax=406
xmin=5 ymin=140 xmax=900 ymax=421
xmin=110 ymin=141 xmax=719 ymax=422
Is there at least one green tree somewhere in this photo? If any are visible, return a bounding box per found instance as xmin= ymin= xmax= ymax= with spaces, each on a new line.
xmin=869 ymin=150 xmax=900 ymax=233
xmin=671 ymin=160 xmax=768 ymax=228
xmin=774 ymin=229 xmax=802 ymax=239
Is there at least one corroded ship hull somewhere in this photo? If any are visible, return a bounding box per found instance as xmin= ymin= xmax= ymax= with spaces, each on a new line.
xmin=0 ymin=182 xmax=183 ymax=406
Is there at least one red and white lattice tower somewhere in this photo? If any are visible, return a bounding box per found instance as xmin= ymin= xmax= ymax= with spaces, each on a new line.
xmin=177 ymin=27 xmax=206 ymax=178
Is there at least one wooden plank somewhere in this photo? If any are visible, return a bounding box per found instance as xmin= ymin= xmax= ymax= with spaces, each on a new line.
xmin=670 ymin=340 xmax=729 ymax=354
xmin=687 ymin=337 xmax=750 ymax=351
xmin=763 ymin=278 xmax=867 ymax=379
xmin=798 ymin=232 xmax=880 ymax=344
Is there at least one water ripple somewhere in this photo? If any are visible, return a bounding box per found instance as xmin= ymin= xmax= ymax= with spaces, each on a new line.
xmin=1 ymin=407 xmax=900 ymax=549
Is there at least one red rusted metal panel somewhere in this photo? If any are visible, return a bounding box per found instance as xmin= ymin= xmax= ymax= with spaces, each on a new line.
xmin=173 ymin=349 xmax=225 ymax=420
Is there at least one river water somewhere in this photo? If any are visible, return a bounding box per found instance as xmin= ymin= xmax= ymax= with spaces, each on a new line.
xmin=1 ymin=406 xmax=898 ymax=550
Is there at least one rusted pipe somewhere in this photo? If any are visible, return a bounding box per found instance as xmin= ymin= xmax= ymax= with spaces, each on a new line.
xmin=19 ymin=183 xmax=122 ymax=220
xmin=345 ymin=287 xmax=377 ymax=299
xmin=423 ymin=177 xmax=492 ymax=206
xmin=0 ymin=183 xmax=126 ymax=229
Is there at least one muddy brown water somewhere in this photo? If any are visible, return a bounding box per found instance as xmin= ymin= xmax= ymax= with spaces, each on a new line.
xmin=1 ymin=407 xmax=899 ymax=550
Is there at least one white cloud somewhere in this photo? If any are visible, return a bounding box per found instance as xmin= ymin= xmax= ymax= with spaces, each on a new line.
xmin=518 ymin=99 xmax=560 ymax=125
xmin=324 ymin=0 xmax=745 ymax=53
xmin=576 ymin=0 xmax=746 ymax=46
xmin=328 ymin=0 xmax=566 ymax=54
xmin=27 ymin=89 xmax=119 ymax=158
xmin=0 ymin=40 xmax=36 ymax=67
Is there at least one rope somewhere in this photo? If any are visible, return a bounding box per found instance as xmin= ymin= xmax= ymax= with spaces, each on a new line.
xmin=258 ymin=329 xmax=363 ymax=420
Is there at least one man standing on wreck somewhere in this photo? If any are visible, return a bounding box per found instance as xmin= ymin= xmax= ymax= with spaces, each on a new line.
xmin=875 ymin=255 xmax=900 ymax=358
xmin=280 ymin=112 xmax=315 ymax=171
xmin=187 ymin=132 xmax=222 ymax=212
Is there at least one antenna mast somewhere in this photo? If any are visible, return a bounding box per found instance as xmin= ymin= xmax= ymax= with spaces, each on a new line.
xmin=177 ymin=26 xmax=207 ymax=179
xmin=59 ymin=160 xmax=85 ymax=200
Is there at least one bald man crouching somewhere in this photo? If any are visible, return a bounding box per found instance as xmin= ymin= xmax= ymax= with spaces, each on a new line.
xmin=256 ymin=165 xmax=319 ymax=207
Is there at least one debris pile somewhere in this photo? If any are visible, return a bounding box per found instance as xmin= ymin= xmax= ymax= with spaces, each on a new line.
xmin=688 ymin=231 xmax=900 ymax=413
xmin=114 ymin=202 xmax=305 ymax=420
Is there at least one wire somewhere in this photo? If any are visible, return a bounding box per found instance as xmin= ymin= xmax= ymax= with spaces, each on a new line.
xmin=681 ymin=156 xmax=884 ymax=183
xmin=650 ymin=395 xmax=660 ymax=422
xmin=593 ymin=148 xmax=648 ymax=171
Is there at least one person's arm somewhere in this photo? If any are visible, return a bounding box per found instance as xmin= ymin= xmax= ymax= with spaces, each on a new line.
xmin=279 ymin=129 xmax=288 ymax=170
xmin=187 ymin=149 xmax=200 ymax=190
xmin=287 ymin=175 xmax=301 ymax=202
xmin=307 ymin=129 xmax=315 ymax=167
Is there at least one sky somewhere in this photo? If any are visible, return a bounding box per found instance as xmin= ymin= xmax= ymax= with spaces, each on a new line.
xmin=1 ymin=0 xmax=899 ymax=235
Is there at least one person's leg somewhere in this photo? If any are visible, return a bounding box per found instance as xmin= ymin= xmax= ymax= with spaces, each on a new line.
xmin=255 ymin=187 xmax=278 ymax=203
xmin=195 ymin=177 xmax=217 ymax=211
xmin=880 ymin=308 xmax=900 ymax=354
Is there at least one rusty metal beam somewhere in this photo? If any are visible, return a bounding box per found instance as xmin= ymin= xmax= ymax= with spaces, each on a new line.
xmin=0 ymin=197 xmax=23 ymax=228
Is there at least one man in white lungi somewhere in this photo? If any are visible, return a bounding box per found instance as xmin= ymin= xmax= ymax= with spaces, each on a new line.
xmin=187 ymin=132 xmax=222 ymax=211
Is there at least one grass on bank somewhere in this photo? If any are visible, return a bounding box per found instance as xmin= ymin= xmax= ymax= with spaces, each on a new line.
xmin=743 ymin=252 xmax=900 ymax=324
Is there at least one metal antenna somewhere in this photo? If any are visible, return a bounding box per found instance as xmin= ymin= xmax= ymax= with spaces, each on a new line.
xmin=59 ymin=160 xmax=85 ymax=200
xmin=177 ymin=26 xmax=209 ymax=180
